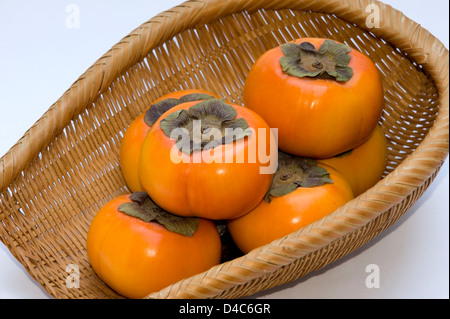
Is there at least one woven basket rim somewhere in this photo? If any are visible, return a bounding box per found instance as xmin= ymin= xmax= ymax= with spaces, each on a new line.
xmin=0 ymin=0 xmax=449 ymax=299
xmin=1 ymin=0 xmax=447 ymax=193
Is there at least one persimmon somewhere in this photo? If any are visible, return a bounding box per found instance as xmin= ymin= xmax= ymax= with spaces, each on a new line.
xmin=317 ymin=125 xmax=387 ymax=196
xmin=243 ymin=38 xmax=384 ymax=158
xmin=120 ymin=89 xmax=218 ymax=192
xmin=227 ymin=152 xmax=354 ymax=254
xmin=86 ymin=192 xmax=222 ymax=299
xmin=139 ymin=98 xmax=278 ymax=220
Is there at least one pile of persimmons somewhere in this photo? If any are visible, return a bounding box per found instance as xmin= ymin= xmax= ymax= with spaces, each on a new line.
xmin=87 ymin=37 xmax=387 ymax=298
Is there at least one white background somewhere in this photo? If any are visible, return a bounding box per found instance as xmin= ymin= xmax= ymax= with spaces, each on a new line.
xmin=0 ymin=0 xmax=448 ymax=299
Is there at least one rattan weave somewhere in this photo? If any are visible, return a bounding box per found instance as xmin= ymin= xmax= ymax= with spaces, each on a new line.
xmin=0 ymin=0 xmax=448 ymax=299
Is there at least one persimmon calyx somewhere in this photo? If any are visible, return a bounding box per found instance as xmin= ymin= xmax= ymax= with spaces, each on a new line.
xmin=264 ymin=152 xmax=333 ymax=203
xmin=118 ymin=192 xmax=199 ymax=236
xmin=159 ymin=98 xmax=252 ymax=155
xmin=280 ymin=40 xmax=353 ymax=82
xmin=144 ymin=93 xmax=216 ymax=127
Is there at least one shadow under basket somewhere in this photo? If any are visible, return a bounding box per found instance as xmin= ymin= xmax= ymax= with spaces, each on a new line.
xmin=0 ymin=0 xmax=448 ymax=299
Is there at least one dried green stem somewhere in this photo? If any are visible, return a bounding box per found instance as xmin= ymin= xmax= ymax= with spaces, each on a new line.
xmin=280 ymin=40 xmax=353 ymax=82
xmin=264 ymin=152 xmax=333 ymax=202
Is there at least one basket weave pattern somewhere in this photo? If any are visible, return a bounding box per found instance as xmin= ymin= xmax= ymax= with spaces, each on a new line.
xmin=0 ymin=0 xmax=448 ymax=299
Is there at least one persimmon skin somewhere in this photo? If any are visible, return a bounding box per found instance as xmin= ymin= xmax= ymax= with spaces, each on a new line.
xmin=120 ymin=112 xmax=149 ymax=192
xmin=139 ymin=101 xmax=277 ymax=220
xmin=120 ymin=89 xmax=218 ymax=192
xmin=317 ymin=125 xmax=387 ymax=196
xmin=227 ymin=165 xmax=354 ymax=254
xmin=243 ymin=38 xmax=384 ymax=158
xmin=86 ymin=194 xmax=222 ymax=299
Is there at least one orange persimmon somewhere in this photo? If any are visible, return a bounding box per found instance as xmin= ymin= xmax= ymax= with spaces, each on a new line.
xmin=86 ymin=192 xmax=222 ymax=299
xmin=138 ymin=98 xmax=278 ymax=220
xmin=227 ymin=152 xmax=354 ymax=254
xmin=243 ymin=38 xmax=384 ymax=158
xmin=120 ymin=89 xmax=218 ymax=192
xmin=317 ymin=125 xmax=387 ymax=196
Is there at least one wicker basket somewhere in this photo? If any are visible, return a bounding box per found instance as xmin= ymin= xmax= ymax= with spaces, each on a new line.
xmin=0 ymin=0 xmax=448 ymax=299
